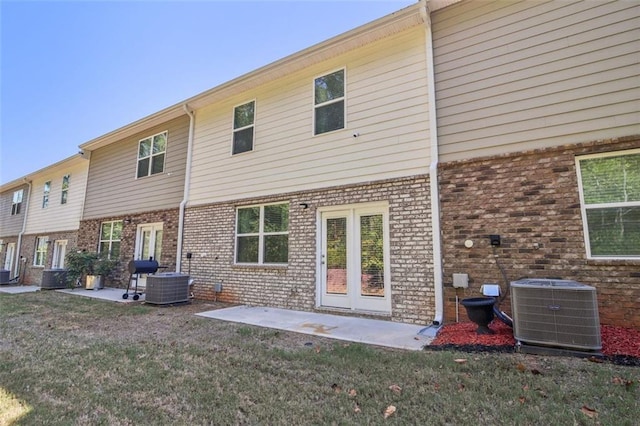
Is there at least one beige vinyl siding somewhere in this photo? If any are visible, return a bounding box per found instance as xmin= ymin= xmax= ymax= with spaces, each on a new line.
xmin=25 ymin=158 xmax=88 ymax=234
xmin=0 ymin=184 xmax=29 ymax=237
xmin=189 ymin=26 xmax=430 ymax=205
xmin=432 ymin=0 xmax=640 ymax=162
xmin=82 ymin=115 xmax=189 ymax=219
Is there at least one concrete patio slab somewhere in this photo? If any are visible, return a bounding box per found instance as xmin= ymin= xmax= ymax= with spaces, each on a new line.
xmin=56 ymin=287 xmax=145 ymax=303
xmin=0 ymin=285 xmax=40 ymax=294
xmin=197 ymin=305 xmax=439 ymax=350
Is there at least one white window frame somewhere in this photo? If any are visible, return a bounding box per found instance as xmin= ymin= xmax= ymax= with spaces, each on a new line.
xmin=52 ymin=240 xmax=68 ymax=269
xmin=42 ymin=181 xmax=51 ymax=208
xmin=313 ymin=67 xmax=346 ymax=136
xmin=4 ymin=242 xmax=16 ymax=273
xmin=231 ymin=100 xmax=256 ymax=155
xmin=11 ymin=189 xmax=23 ymax=215
xmin=61 ymin=175 xmax=70 ymax=204
xmin=576 ymin=148 xmax=640 ymax=260
xmin=136 ymin=131 xmax=167 ymax=178
xmin=99 ymin=220 xmax=123 ymax=259
xmin=34 ymin=236 xmax=49 ymax=267
xmin=235 ymin=202 xmax=289 ymax=265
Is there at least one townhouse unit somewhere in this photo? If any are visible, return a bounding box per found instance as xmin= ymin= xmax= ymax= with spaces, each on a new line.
xmin=0 ymin=180 xmax=30 ymax=282
xmin=180 ymin=2 xmax=439 ymax=325
xmin=75 ymin=111 xmax=192 ymax=287
xmin=0 ymin=155 xmax=89 ymax=284
xmin=432 ymin=0 xmax=640 ymax=327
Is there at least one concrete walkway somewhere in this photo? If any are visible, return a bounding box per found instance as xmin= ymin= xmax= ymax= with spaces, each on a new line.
xmin=56 ymin=287 xmax=145 ymax=303
xmin=197 ymin=305 xmax=439 ymax=351
xmin=0 ymin=285 xmax=40 ymax=294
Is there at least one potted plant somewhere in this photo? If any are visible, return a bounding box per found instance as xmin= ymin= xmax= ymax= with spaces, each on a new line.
xmin=64 ymin=250 xmax=117 ymax=290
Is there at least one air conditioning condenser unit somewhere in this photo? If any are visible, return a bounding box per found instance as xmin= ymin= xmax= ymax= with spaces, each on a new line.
xmin=511 ymin=278 xmax=601 ymax=351
xmin=145 ymin=272 xmax=190 ymax=305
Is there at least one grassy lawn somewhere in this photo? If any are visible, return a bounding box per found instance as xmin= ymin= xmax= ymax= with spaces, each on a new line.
xmin=1 ymin=292 xmax=638 ymax=425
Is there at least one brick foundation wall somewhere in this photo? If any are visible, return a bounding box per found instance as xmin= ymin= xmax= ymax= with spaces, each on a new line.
xmin=19 ymin=231 xmax=78 ymax=285
xmin=439 ymin=136 xmax=640 ymax=328
xmin=77 ymin=208 xmax=179 ymax=287
xmin=183 ymin=175 xmax=434 ymax=325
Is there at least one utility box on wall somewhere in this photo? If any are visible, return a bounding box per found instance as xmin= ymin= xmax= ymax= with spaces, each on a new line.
xmin=452 ymin=273 xmax=469 ymax=288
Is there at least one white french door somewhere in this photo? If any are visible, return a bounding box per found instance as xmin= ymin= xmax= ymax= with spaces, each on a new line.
xmin=319 ymin=204 xmax=390 ymax=313
xmin=4 ymin=243 xmax=16 ymax=275
xmin=52 ymin=240 xmax=68 ymax=269
xmin=134 ymin=223 xmax=163 ymax=288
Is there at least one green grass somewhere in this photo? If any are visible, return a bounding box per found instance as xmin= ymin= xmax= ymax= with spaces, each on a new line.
xmin=1 ymin=291 xmax=638 ymax=425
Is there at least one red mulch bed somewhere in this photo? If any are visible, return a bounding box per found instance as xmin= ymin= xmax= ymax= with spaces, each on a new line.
xmin=430 ymin=321 xmax=640 ymax=366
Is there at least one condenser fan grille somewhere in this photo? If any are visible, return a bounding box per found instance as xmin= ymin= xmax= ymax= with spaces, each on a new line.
xmin=511 ymin=279 xmax=601 ymax=351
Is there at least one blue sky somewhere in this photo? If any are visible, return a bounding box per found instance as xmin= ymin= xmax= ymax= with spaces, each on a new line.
xmin=0 ymin=0 xmax=415 ymax=185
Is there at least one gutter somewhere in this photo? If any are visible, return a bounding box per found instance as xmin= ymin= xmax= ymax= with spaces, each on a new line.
xmin=422 ymin=1 xmax=444 ymax=325
xmin=176 ymin=104 xmax=195 ymax=273
xmin=15 ymin=179 xmax=32 ymax=281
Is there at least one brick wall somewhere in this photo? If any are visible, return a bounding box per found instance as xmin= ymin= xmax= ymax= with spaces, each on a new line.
xmin=77 ymin=208 xmax=179 ymax=286
xmin=19 ymin=231 xmax=78 ymax=285
xmin=439 ymin=136 xmax=640 ymax=328
xmin=183 ymin=175 xmax=434 ymax=324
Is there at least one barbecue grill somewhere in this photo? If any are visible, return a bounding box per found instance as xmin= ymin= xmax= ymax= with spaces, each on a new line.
xmin=123 ymin=259 xmax=159 ymax=300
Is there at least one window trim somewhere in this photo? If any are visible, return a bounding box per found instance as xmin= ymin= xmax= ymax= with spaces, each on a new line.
xmin=235 ymin=202 xmax=289 ymax=265
xmin=313 ymin=67 xmax=347 ymax=136
xmin=42 ymin=181 xmax=51 ymax=208
xmin=575 ymin=148 xmax=640 ymax=260
xmin=136 ymin=130 xmax=168 ymax=179
xmin=231 ymin=99 xmax=256 ymax=155
xmin=61 ymin=175 xmax=70 ymax=204
xmin=99 ymin=220 xmax=123 ymax=259
xmin=11 ymin=189 xmax=23 ymax=215
xmin=34 ymin=236 xmax=48 ymax=267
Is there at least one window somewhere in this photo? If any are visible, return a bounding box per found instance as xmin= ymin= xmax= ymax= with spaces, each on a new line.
xmin=11 ymin=189 xmax=23 ymax=215
xmin=232 ymin=101 xmax=255 ymax=155
xmin=61 ymin=175 xmax=70 ymax=204
xmin=137 ymin=131 xmax=167 ymax=178
xmin=99 ymin=221 xmax=123 ymax=259
xmin=42 ymin=181 xmax=51 ymax=208
xmin=576 ymin=149 xmax=640 ymax=258
xmin=52 ymin=240 xmax=68 ymax=269
xmin=314 ymin=69 xmax=345 ymax=135
xmin=34 ymin=237 xmax=48 ymax=266
xmin=236 ymin=203 xmax=289 ymax=264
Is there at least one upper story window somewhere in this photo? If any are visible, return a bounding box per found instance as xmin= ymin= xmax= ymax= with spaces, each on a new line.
xmin=42 ymin=181 xmax=51 ymax=208
xmin=137 ymin=131 xmax=167 ymax=178
xmin=11 ymin=189 xmax=23 ymax=215
xmin=235 ymin=202 xmax=289 ymax=265
xmin=34 ymin=236 xmax=48 ymax=266
xmin=232 ymin=100 xmax=255 ymax=155
xmin=99 ymin=221 xmax=123 ymax=259
xmin=61 ymin=175 xmax=70 ymax=204
xmin=314 ymin=69 xmax=345 ymax=135
xmin=576 ymin=149 xmax=640 ymax=259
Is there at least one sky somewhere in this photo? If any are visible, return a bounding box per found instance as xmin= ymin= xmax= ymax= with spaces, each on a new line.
xmin=0 ymin=0 xmax=415 ymax=185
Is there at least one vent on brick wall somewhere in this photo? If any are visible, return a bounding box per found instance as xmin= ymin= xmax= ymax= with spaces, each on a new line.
xmin=511 ymin=279 xmax=601 ymax=351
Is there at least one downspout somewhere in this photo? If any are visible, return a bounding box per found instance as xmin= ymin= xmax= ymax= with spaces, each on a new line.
xmin=176 ymin=103 xmax=195 ymax=273
xmin=422 ymin=1 xmax=444 ymax=325
xmin=15 ymin=179 xmax=32 ymax=282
